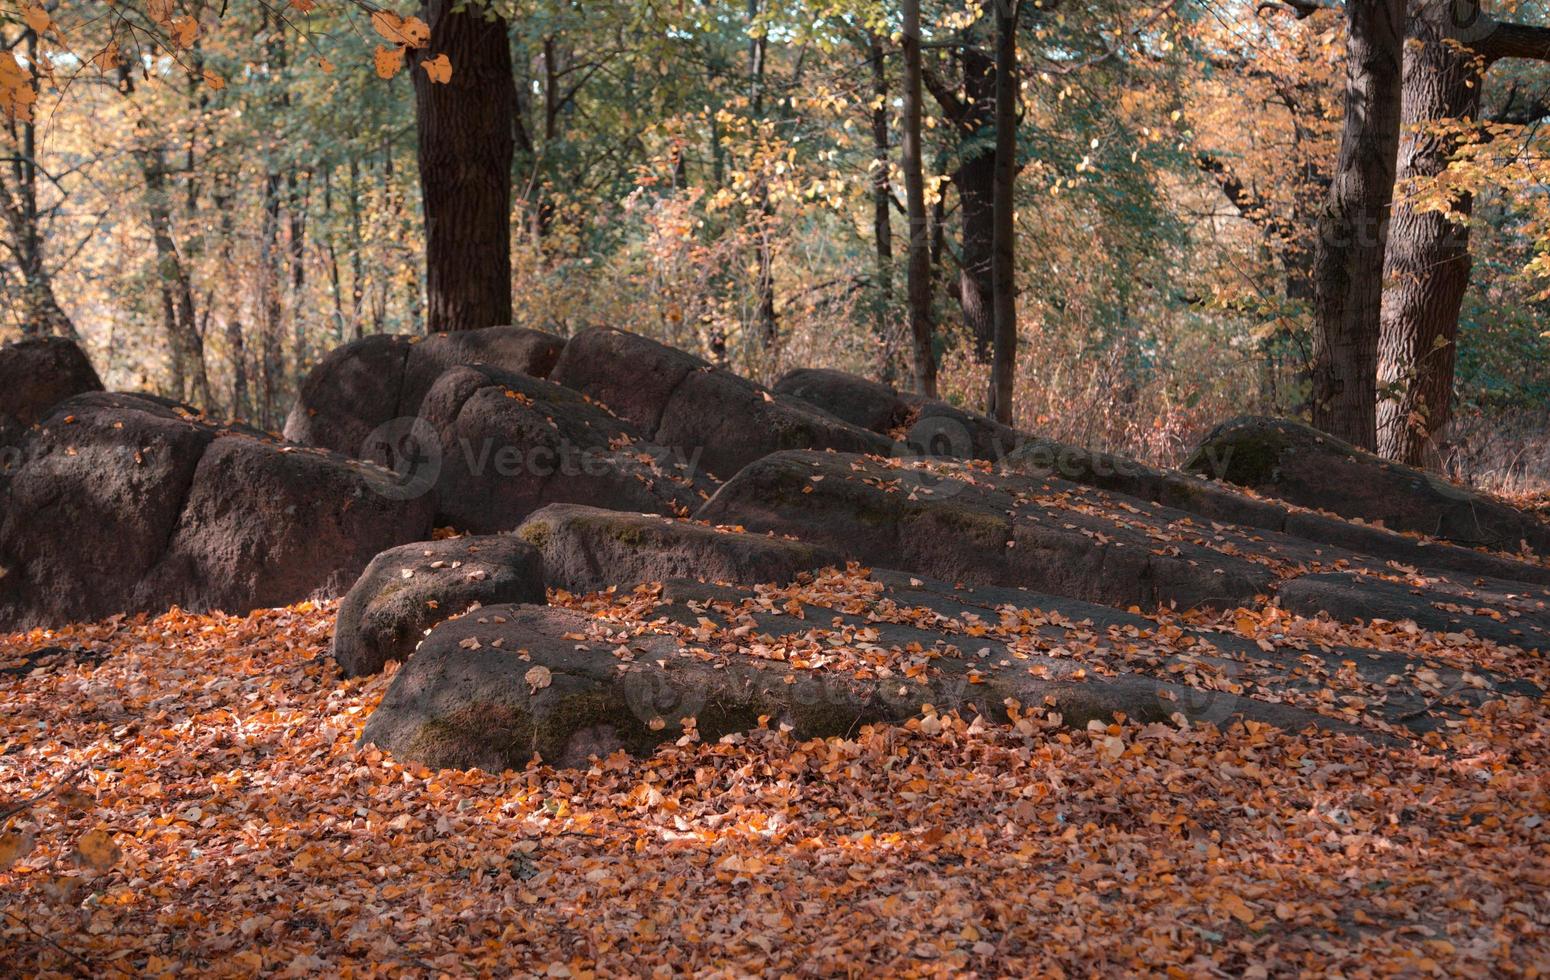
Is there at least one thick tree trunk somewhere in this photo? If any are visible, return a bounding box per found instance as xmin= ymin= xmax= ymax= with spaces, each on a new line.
xmin=1 ymin=36 xmax=79 ymax=341
xmin=902 ymin=0 xmax=937 ymax=396
xmin=957 ymin=43 xmax=996 ymax=365
xmin=868 ymin=33 xmax=895 ymax=380
xmin=987 ymin=1 xmax=1019 ymax=425
xmin=1377 ymin=3 xmax=1550 ymax=465
xmin=1377 ymin=3 xmax=1480 ymax=466
xmin=413 ymin=0 xmax=514 ymax=332
xmin=1310 ymin=0 xmax=1406 ymax=450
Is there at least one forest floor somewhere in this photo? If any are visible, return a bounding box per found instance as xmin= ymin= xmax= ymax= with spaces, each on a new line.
xmin=1 ymin=582 xmax=1547 ymax=976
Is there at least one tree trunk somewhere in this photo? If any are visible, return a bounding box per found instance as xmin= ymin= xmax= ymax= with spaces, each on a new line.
xmin=747 ymin=0 xmax=778 ymax=350
xmin=1377 ymin=3 xmax=1550 ymax=465
xmin=1 ymin=32 xmax=78 ymax=340
xmin=868 ymin=33 xmax=895 ymax=381
xmin=1376 ymin=2 xmax=1479 ymax=466
xmin=1310 ymin=0 xmax=1406 ymax=450
xmin=987 ymin=0 xmax=1019 ymax=426
xmin=413 ymin=0 xmax=514 ymax=332
xmin=902 ymin=0 xmax=937 ymax=397
xmin=957 ymin=43 xmax=996 ymax=364
xmin=259 ymin=170 xmax=285 ymax=429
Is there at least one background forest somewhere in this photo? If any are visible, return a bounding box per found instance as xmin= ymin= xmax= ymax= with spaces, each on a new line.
xmin=2 ymin=0 xmax=1548 ymax=488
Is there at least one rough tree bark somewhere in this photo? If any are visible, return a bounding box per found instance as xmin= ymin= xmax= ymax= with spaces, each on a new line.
xmin=1 ymin=31 xmax=78 ymax=340
xmin=987 ymin=0 xmax=1019 ymax=425
xmin=902 ymin=0 xmax=938 ymax=396
xmin=747 ymin=0 xmax=779 ymax=350
xmin=867 ymin=33 xmax=896 ymax=381
xmin=412 ymin=0 xmax=514 ymax=332
xmin=1378 ymin=2 xmax=1550 ymax=465
xmin=1310 ymin=0 xmax=1406 ymax=450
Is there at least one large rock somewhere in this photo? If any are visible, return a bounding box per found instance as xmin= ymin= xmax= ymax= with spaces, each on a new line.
xmin=515 ymin=503 xmax=843 ymax=594
xmin=361 ymin=579 xmax=1381 ymax=772
xmin=551 ymin=328 xmax=897 ymax=478
xmin=773 ymin=368 xmax=912 ymax=433
xmin=1278 ymin=571 xmax=1550 ymax=653
xmin=284 ymin=327 xmax=566 ymax=458
xmin=416 ymin=365 xmax=711 ymax=533
xmin=332 ymin=536 xmax=546 ymax=677
xmin=696 ymin=450 xmax=1277 ymax=611
xmin=1186 ymin=416 xmax=1550 ymax=556
xmin=0 ymin=336 xmax=103 ymax=431
xmin=774 ymin=365 xmax=1023 ymax=461
xmin=0 ymin=392 xmax=434 ymax=630
xmin=1004 ymin=438 xmax=1550 ymax=587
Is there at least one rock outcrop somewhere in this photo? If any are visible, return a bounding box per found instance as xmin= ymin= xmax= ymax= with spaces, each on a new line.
xmin=0 ymin=393 xmax=434 ymax=630
xmin=774 ymin=366 xmax=1023 ymax=461
xmin=332 ymin=536 xmax=546 ymax=677
xmin=1186 ymin=416 xmax=1550 ymax=556
xmin=550 ymin=328 xmax=896 ymax=479
xmin=0 ymin=336 xmax=103 ymax=441
xmin=1003 ymin=438 xmax=1550 ymax=587
xmin=416 ymin=365 xmax=711 ymax=532
xmin=515 ymin=503 xmax=843 ymax=594
xmin=284 ymin=326 xmax=566 ymax=459
xmin=696 ymin=450 xmax=1277 ymax=611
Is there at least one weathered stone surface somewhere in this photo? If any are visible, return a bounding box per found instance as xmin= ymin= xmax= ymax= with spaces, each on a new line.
xmin=774 ymin=365 xmax=1024 ymax=462
xmin=551 ymin=328 xmax=897 ymax=478
xmin=696 ymin=450 xmax=1277 ymax=611
xmin=774 ymin=368 xmax=912 ymax=433
xmin=0 ymin=392 xmax=434 ymax=630
xmin=361 ymin=579 xmax=1379 ymax=772
xmin=284 ymin=327 xmax=567 ymax=458
xmin=1004 ymin=438 xmax=1550 ymax=588
xmin=283 ymin=333 xmax=413 ymax=457
xmin=1278 ymin=571 xmax=1550 ymax=653
xmin=332 ymin=536 xmax=546 ymax=677
xmin=417 ymin=365 xmax=711 ymax=533
xmin=1185 ymin=415 xmax=1550 ymax=556
xmin=901 ymin=394 xmax=1023 ymax=462
xmin=516 ymin=504 xmax=842 ymax=593
xmin=398 ymin=326 xmax=566 ymax=414
xmin=0 ymin=336 xmax=104 ymax=430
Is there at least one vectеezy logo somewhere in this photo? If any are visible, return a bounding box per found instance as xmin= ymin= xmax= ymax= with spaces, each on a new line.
xmin=360 ymin=416 xmax=442 ymax=501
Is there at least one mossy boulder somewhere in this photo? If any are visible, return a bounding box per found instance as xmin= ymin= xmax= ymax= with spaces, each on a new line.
xmin=697 ymin=450 xmax=1275 ymax=611
xmin=1186 ymin=416 xmax=1550 ymax=556
xmin=516 ymin=503 xmax=843 ymax=594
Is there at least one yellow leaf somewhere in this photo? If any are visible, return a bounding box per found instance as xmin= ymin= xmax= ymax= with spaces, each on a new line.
xmin=23 ymin=5 xmax=50 ymax=34
xmin=421 ymin=53 xmax=452 ymax=84
xmin=374 ymin=45 xmax=404 ymax=81
xmin=202 ymin=69 xmax=226 ymax=91
xmin=317 ymin=56 xmax=335 ymax=74
xmin=73 ymin=827 xmax=121 ymax=872
xmin=290 ymin=0 xmax=317 ymax=11
xmin=0 ymin=829 xmax=34 ymax=871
